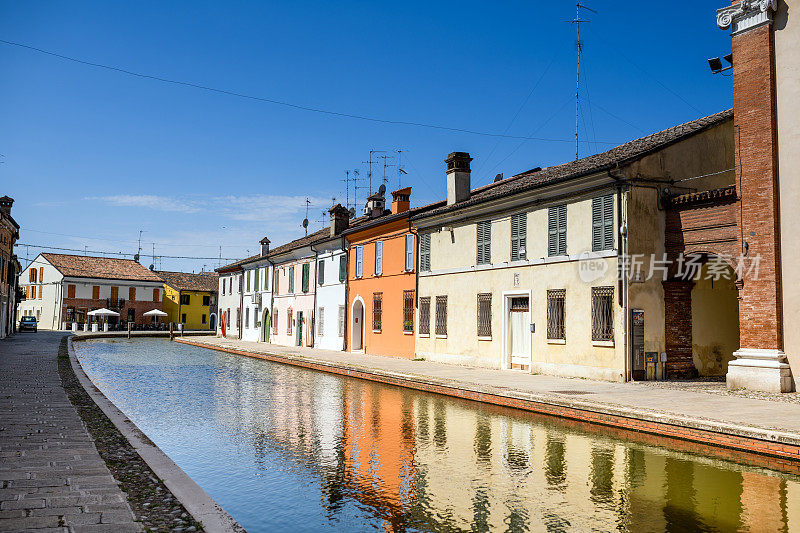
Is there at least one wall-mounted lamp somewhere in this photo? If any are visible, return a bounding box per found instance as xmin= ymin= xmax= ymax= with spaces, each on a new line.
xmin=708 ymin=53 xmax=733 ymax=74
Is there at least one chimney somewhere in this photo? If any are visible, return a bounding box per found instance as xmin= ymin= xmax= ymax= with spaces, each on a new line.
xmin=391 ymin=187 xmax=411 ymax=214
xmin=364 ymin=192 xmax=386 ymax=219
xmin=445 ymin=152 xmax=472 ymax=206
xmin=329 ymin=204 xmax=350 ymax=236
xmin=260 ymin=237 xmax=270 ymax=256
xmin=0 ymin=196 xmax=14 ymax=216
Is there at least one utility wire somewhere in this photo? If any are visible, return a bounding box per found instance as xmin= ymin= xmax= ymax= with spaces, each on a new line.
xmin=16 ymin=242 xmax=241 ymax=261
xmin=0 ymin=38 xmax=622 ymax=145
xmin=22 ymin=228 xmax=251 ymax=249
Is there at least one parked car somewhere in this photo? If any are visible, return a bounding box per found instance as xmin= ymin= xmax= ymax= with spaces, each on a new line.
xmin=19 ymin=316 xmax=37 ymax=332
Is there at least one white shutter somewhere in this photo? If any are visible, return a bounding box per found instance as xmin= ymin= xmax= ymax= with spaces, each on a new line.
xmin=375 ymin=241 xmax=383 ymax=275
xmin=338 ymin=305 xmax=345 ymax=337
xmin=355 ymin=246 xmax=363 ymax=277
xmin=405 ymin=234 xmax=414 ymax=271
xmin=420 ymin=233 xmax=431 ymax=271
xmin=317 ymin=307 xmax=324 ymax=336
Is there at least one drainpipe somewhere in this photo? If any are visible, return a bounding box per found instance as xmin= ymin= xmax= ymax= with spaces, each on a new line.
xmin=609 ymin=170 xmax=630 ymax=383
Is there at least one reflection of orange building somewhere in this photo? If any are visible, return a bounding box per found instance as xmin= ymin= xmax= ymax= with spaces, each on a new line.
xmin=344 ymin=188 xmax=436 ymax=358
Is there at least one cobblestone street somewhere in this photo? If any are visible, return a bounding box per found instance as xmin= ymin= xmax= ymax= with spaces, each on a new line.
xmin=0 ymin=331 xmax=141 ymax=532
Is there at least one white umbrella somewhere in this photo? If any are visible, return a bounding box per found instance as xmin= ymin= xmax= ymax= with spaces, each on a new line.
xmin=143 ymin=309 xmax=168 ymax=317
xmin=88 ymin=308 xmax=120 ymax=317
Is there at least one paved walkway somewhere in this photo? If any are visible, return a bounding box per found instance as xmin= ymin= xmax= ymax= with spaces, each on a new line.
xmin=182 ymin=336 xmax=800 ymax=439
xmin=0 ymin=332 xmax=141 ymax=532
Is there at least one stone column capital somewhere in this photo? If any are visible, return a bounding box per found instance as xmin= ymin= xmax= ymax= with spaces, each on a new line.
xmin=717 ymin=0 xmax=777 ymax=35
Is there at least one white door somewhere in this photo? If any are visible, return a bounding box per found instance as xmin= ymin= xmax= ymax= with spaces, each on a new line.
xmin=352 ymin=300 xmax=363 ymax=351
xmin=509 ymin=297 xmax=530 ymax=367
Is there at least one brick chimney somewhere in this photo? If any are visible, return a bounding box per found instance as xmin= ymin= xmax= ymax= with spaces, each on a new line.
xmin=391 ymin=187 xmax=411 ymax=214
xmin=329 ymin=204 xmax=350 ymax=236
xmin=717 ymin=0 xmax=791 ymax=391
xmin=260 ymin=237 xmax=270 ymax=256
xmin=0 ymin=196 xmax=13 ymax=216
xmin=445 ymin=152 xmax=472 ymax=206
xmin=364 ymin=193 xmax=386 ymax=219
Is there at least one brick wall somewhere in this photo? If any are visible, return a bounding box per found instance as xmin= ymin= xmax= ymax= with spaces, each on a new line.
xmin=663 ymin=280 xmax=696 ymax=378
xmin=62 ymin=298 xmax=162 ymax=325
xmin=732 ymin=23 xmax=783 ymax=350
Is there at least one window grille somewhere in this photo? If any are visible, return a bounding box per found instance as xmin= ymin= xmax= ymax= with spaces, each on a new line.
xmin=477 ymin=293 xmax=492 ymax=337
xmin=287 ymin=308 xmax=293 ymax=334
xmin=510 ymin=213 xmax=527 ymax=261
xmin=372 ymin=292 xmax=383 ymax=332
xmin=591 ymin=286 xmax=614 ymax=342
xmin=375 ymin=241 xmax=383 ymax=275
xmin=510 ymin=297 xmax=529 ymax=310
xmin=419 ymin=233 xmax=431 ymax=272
xmin=338 ymin=305 xmax=345 ymax=337
xmin=435 ymin=296 xmax=448 ymax=336
xmin=548 ymin=204 xmax=567 ymax=256
xmin=403 ymin=290 xmax=414 ymax=333
xmin=404 ymin=234 xmax=415 ymax=271
xmin=317 ymin=307 xmax=324 ymax=336
xmin=302 ymin=263 xmax=310 ymax=293
xmin=547 ymin=289 xmax=566 ymax=340
xmin=318 ymin=260 xmax=325 ymax=285
xmin=419 ymin=297 xmax=431 ymax=335
xmin=476 ymin=220 xmax=491 ymax=265
xmin=339 ymin=255 xmax=347 ymax=282
xmin=288 ymin=266 xmax=295 ymax=293
xmin=592 ymin=195 xmax=615 ymax=251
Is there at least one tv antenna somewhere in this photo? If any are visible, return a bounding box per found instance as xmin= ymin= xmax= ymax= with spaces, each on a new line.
xmin=567 ymin=3 xmax=597 ymax=160
xmin=362 ymin=150 xmax=385 ymax=195
xmin=396 ymin=149 xmax=408 ymax=188
xmin=377 ymin=154 xmax=395 ymax=190
xmin=302 ymin=198 xmax=311 ymax=236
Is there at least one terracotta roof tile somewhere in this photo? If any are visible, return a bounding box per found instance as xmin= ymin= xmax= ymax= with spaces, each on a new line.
xmin=42 ymin=253 xmax=163 ymax=282
xmin=156 ymin=270 xmax=219 ymax=292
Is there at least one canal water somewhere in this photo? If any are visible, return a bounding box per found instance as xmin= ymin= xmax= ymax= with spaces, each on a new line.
xmin=74 ymin=338 xmax=800 ymax=532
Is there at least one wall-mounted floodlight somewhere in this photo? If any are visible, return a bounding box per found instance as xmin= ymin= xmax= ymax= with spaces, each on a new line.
xmin=708 ymin=54 xmax=733 ymax=74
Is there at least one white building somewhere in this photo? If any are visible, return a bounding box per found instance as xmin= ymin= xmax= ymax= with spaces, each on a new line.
xmin=313 ymin=205 xmax=351 ymax=351
xmin=217 ymin=258 xmax=247 ymax=338
xmin=240 ymin=238 xmax=274 ymax=342
xmin=18 ymin=253 xmax=164 ymax=330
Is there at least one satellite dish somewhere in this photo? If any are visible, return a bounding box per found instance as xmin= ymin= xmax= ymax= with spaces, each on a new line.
xmin=348 ymin=207 xmax=356 ymax=218
xmin=494 ymin=173 xmax=503 ymax=182
xmin=302 ymin=218 xmax=309 ymax=228
xmin=149 ymin=264 xmax=155 ymax=271
xmin=378 ymin=184 xmax=386 ymax=196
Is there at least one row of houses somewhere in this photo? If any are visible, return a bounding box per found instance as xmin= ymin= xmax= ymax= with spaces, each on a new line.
xmin=0 ymin=196 xmax=21 ymax=338
xmin=16 ymin=253 xmax=218 ymax=330
xmin=216 ymin=0 xmax=800 ymax=393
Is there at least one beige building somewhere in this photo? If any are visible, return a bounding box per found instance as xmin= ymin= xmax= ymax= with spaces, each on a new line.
xmin=414 ymin=112 xmax=736 ymax=382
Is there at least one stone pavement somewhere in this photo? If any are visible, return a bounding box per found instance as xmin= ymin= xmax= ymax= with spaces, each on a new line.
xmin=182 ymin=335 xmax=800 ymax=438
xmin=0 ymin=332 xmax=141 ymax=532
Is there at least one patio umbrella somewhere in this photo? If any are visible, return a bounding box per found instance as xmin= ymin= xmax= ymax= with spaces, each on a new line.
xmin=143 ymin=309 xmax=168 ymax=325
xmin=87 ymin=308 xmax=120 ymax=317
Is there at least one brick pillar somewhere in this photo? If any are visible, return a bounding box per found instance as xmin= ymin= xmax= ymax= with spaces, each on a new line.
xmin=718 ymin=0 xmax=792 ymax=392
xmin=663 ymin=280 xmax=696 ymax=379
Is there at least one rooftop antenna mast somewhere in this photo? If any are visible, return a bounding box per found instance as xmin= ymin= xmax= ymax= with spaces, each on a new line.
xmin=352 ymin=169 xmax=362 ymax=210
xmin=302 ymin=197 xmax=311 ymax=236
xmin=342 ymin=170 xmax=351 ymax=210
xmin=377 ymin=155 xmax=395 ymax=190
xmin=396 ymin=149 xmax=408 ymax=189
xmin=362 ymin=150 xmax=385 ymax=195
xmin=567 ymin=2 xmax=596 ymax=160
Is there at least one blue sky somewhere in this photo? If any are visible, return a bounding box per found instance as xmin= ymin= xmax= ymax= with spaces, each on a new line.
xmin=1 ymin=1 xmax=733 ymax=273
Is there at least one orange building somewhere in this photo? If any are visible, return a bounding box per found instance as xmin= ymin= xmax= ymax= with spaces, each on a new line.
xmin=344 ymin=188 xmax=435 ymax=358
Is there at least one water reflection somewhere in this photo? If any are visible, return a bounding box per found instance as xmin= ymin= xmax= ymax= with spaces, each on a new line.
xmin=76 ymin=339 xmax=800 ymax=532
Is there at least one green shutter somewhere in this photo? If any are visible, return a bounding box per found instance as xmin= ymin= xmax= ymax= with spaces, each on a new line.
xmin=603 ymin=194 xmax=614 ymax=250
xmin=339 ymin=254 xmax=347 ymax=282
xmin=558 ymin=204 xmax=567 ymax=255
xmin=289 ymin=266 xmax=294 ymax=293
xmin=318 ymin=260 xmax=325 ymax=285
xmin=477 ymin=221 xmax=491 ymax=265
xmin=302 ymin=263 xmax=309 ymax=293
xmin=511 ymin=213 xmax=526 ymax=261
xmin=592 ymin=194 xmax=614 ymax=252
xmin=255 ymin=268 xmax=260 ymax=292
xmin=548 ymin=207 xmax=558 ymax=256
xmin=246 ymin=271 xmax=251 ymax=292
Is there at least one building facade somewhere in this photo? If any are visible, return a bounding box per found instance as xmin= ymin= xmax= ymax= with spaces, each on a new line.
xmin=157 ymin=270 xmax=219 ymax=330
xmin=17 ymin=253 xmax=163 ymax=329
xmin=240 ymin=239 xmax=273 ymax=342
xmin=0 ymin=196 xmax=20 ymax=338
xmin=345 ymin=188 xmax=422 ymax=358
xmin=217 ymin=258 xmax=249 ymax=338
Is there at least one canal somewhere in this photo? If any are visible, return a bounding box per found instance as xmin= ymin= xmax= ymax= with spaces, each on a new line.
xmin=75 ymin=338 xmax=800 ymax=532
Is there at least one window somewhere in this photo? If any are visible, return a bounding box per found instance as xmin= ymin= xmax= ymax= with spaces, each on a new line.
xmin=273 ymin=309 xmax=278 ymax=335
xmin=355 ymin=246 xmax=363 ymax=278
xmin=372 ymin=292 xmax=382 ymax=332
xmin=289 ymin=266 xmax=295 ymax=293
xmin=592 ymin=195 xmax=615 ymax=251
xmin=338 ymin=305 xmax=345 ymax=337
xmin=227 ymin=308 xmax=231 ymax=328
xmin=66 ymin=307 xmax=74 ymax=321
xmin=287 ymin=308 xmax=293 ymax=334
xmin=67 ymin=284 xmax=75 ymax=299
xmin=435 ymin=296 xmax=448 ymax=336
xmin=339 ymin=255 xmax=347 ymax=282
xmin=420 ymin=233 xmax=431 ymax=272
xmin=129 ymin=287 xmax=136 ymax=302
xmin=591 ymin=286 xmax=614 ymax=342
xmin=374 ymin=241 xmax=383 ymax=275
xmin=246 ymin=271 xmax=251 ymax=292
xmin=221 ymin=278 xmax=226 ymax=296
xmin=202 ymin=314 xmax=207 ymax=324
xmin=29 ymin=268 xmax=36 ymax=282
xmin=403 ymin=290 xmax=414 ymax=333
xmin=180 ymin=294 xmax=190 ymax=305
xmin=477 ymin=293 xmax=492 ymax=337
xmin=419 ymin=297 xmax=431 ymax=335
xmin=246 ymin=308 xmax=250 ymax=329
xmin=317 ymin=307 xmax=324 ymax=336
xmin=39 ymin=267 xmax=44 ymax=283
xmin=511 ymin=213 xmax=527 ymax=261
xmin=302 ymin=263 xmax=310 ymax=293
xmin=93 ymin=286 xmax=100 ymax=299
xmin=476 ymin=220 xmax=491 ymax=265
xmin=236 ymin=309 xmax=241 ymax=328
xmin=547 ymin=289 xmax=566 ymax=340
xmin=404 ymin=234 xmax=415 ymax=272
xmin=255 ymin=268 xmax=261 ymax=292
xmin=38 ymin=285 xmax=42 ymax=299
xmin=203 ymin=295 xmax=210 ymax=306
xmin=181 ymin=313 xmax=187 ymax=324
xmin=318 ymin=260 xmax=325 ymax=285
xmin=548 ymin=204 xmax=567 ymax=256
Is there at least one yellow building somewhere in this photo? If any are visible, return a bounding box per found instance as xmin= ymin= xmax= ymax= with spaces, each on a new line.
xmin=157 ymin=271 xmax=219 ymax=330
